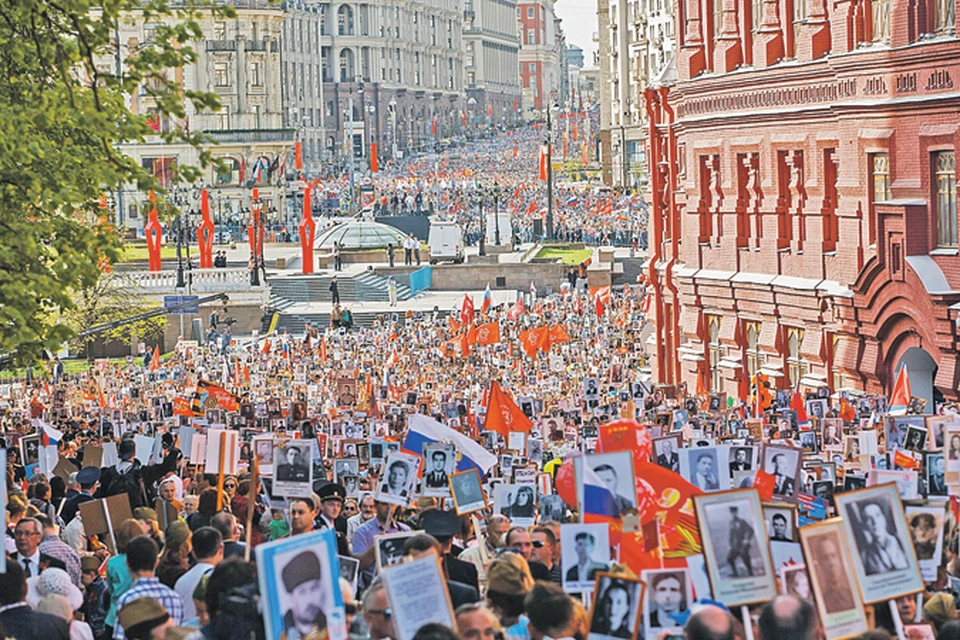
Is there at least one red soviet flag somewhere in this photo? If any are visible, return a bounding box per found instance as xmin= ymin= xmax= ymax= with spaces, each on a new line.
xmin=476 ymin=322 xmax=500 ymax=345
xmin=483 ymin=381 xmax=533 ymax=435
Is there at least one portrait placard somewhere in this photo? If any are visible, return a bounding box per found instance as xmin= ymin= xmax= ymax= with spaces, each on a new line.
xmin=903 ymin=501 xmax=947 ymax=583
xmin=449 ymin=469 xmax=487 ymax=515
xmin=834 ymin=483 xmax=924 ymax=603
xmin=494 ymin=483 xmax=537 ymax=527
xmin=693 ymin=488 xmax=777 ymax=607
xmin=588 ymin=572 xmax=643 ymax=640
xmin=375 ymin=531 xmax=420 ymax=570
xmin=561 ymin=523 xmax=611 ymax=593
xmin=256 ymin=528 xmax=348 ymax=640
xmin=800 ymin=519 xmax=868 ymax=639
xmin=381 ymin=553 xmax=456 ymax=640
xmin=584 ymin=451 xmax=636 ymax=515
xmin=273 ymin=439 xmax=313 ymax=498
xmin=422 ymin=442 xmax=456 ymax=497
xmin=640 ymin=569 xmax=691 ymax=640
xmin=763 ymin=504 xmax=797 ymax=543
xmin=679 ymin=446 xmax=729 ymax=493
xmin=760 ymin=444 xmax=802 ymax=505
xmin=376 ymin=451 xmax=421 ymax=506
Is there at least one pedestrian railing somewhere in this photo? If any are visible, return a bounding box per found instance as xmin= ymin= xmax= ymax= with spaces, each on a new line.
xmin=409 ymin=266 xmax=432 ymax=296
xmin=121 ymin=268 xmax=260 ymax=292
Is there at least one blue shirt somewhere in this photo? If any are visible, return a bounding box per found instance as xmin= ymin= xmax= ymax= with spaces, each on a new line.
xmin=113 ymin=577 xmax=184 ymax=640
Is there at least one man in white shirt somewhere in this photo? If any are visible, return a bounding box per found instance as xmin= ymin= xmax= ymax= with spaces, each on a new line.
xmin=12 ymin=518 xmax=45 ymax=579
xmin=174 ymin=527 xmax=223 ymax=620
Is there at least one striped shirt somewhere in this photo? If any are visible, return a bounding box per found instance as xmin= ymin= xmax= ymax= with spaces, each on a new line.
xmin=113 ymin=577 xmax=184 ymax=640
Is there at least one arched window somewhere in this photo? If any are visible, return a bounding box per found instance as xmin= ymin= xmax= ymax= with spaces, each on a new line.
xmin=337 ymin=5 xmax=354 ymax=36
xmin=339 ymin=48 xmax=355 ymax=82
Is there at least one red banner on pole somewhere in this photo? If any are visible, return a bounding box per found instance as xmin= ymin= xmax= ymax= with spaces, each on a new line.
xmin=144 ymin=191 xmax=163 ymax=272
xmin=295 ymin=141 xmax=303 ymax=171
xmin=371 ymin=142 xmax=378 ymax=173
xmin=198 ymin=189 xmax=214 ymax=268
xmin=299 ymin=185 xmax=315 ymax=274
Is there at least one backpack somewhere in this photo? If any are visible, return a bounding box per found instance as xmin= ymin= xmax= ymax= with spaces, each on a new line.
xmin=103 ymin=464 xmax=146 ymax=509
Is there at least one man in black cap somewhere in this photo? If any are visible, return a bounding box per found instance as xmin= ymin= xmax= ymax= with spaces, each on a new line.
xmin=317 ymin=483 xmax=350 ymax=557
xmin=281 ymin=551 xmax=328 ymax=640
xmin=420 ymin=509 xmax=479 ymax=592
xmin=61 ymin=466 xmax=100 ymax=524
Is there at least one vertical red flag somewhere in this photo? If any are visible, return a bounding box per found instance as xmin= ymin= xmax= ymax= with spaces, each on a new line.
xmin=371 ymin=143 xmax=378 ymax=173
xmin=539 ymin=146 xmax=547 ymax=181
xmin=483 ymin=381 xmax=533 ymax=435
xmin=295 ymin=141 xmax=303 ymax=171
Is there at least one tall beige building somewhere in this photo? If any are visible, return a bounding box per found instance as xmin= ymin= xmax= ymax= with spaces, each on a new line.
xmin=111 ymin=0 xmax=293 ymax=231
xmin=595 ymin=0 xmax=674 ymax=187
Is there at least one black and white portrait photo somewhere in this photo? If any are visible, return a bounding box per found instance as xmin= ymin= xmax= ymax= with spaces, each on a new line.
xmin=798 ymin=431 xmax=818 ymax=455
xmin=927 ymin=454 xmax=947 ymax=496
xmin=375 ymin=451 xmax=420 ymax=506
xmin=640 ymin=569 xmax=690 ymax=640
xmin=588 ymin=574 xmax=642 ymax=640
xmin=704 ymin=499 xmax=764 ymax=578
xmin=800 ymin=522 xmax=868 ymax=639
xmin=763 ymin=505 xmax=795 ymax=542
xmin=905 ymin=504 xmax=946 ymax=582
xmin=375 ymin=531 xmax=418 ymax=570
xmin=821 ymin=420 xmax=843 ymax=447
xmin=561 ymin=523 xmax=611 ymax=593
xmin=903 ymin=426 xmax=927 ymax=453
xmin=273 ymin=440 xmax=314 ymax=498
xmin=422 ymin=443 xmax=456 ymax=497
xmin=653 ymin=436 xmax=681 ymax=473
xmin=338 ymin=555 xmax=360 ymax=590
xmin=343 ymin=422 xmax=364 ymax=440
xmin=835 ymin=484 xmax=923 ymax=603
xmin=528 ymin=438 xmax=544 ymax=464
xmin=728 ymin=446 xmax=755 ymax=477
xmin=694 ymin=489 xmax=776 ymax=607
xmin=334 ymin=459 xmax=359 ymax=485
xmin=450 ymin=469 xmax=487 ymax=515
xmin=369 ymin=441 xmax=385 ymax=464
xmin=762 ymin=444 xmax=802 ymax=504
xmin=680 ymin=447 xmax=728 ymax=492
xmin=540 ymin=494 xmax=566 ymax=523
xmin=495 ymin=483 xmax=537 ymax=526
xmin=586 ymin=451 xmax=636 ymax=514
xmin=806 ymin=399 xmax=827 ymax=421
xmin=584 ymin=377 xmax=600 ymax=401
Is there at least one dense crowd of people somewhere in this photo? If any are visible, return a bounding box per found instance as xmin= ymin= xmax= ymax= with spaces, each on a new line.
xmin=2 ymin=275 xmax=960 ymax=640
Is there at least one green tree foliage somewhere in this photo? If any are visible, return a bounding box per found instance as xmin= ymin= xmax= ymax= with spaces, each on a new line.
xmin=0 ymin=0 xmax=232 ymax=364
xmin=57 ymin=271 xmax=166 ymax=359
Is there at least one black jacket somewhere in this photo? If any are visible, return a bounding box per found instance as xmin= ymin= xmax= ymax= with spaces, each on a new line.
xmin=447 ymin=579 xmax=480 ymax=610
xmin=97 ymin=450 xmax=179 ymax=509
xmin=0 ymin=604 xmax=70 ymax=640
xmin=445 ymin=553 xmax=479 ymax=592
xmin=61 ymin=491 xmax=96 ymax=524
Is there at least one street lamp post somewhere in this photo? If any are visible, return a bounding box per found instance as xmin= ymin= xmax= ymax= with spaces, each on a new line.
xmin=494 ymin=181 xmax=501 ymax=245
xmin=545 ymin=102 xmax=558 ymax=241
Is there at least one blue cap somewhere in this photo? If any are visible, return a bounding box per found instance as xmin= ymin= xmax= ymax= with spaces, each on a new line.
xmin=77 ymin=466 xmax=101 ymax=486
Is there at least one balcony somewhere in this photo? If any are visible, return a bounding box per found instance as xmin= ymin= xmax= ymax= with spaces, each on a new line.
xmin=206 ymin=40 xmax=237 ymax=52
xmin=203 ymin=129 xmax=296 ymax=144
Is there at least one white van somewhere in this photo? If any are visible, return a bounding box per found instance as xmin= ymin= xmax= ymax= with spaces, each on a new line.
xmin=428 ymin=222 xmax=465 ymax=264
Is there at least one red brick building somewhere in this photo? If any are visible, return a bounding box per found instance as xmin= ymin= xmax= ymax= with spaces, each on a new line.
xmin=644 ymin=0 xmax=960 ymax=407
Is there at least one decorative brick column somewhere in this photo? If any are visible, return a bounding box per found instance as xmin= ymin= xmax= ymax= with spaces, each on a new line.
xmin=753 ymin=0 xmax=784 ymax=67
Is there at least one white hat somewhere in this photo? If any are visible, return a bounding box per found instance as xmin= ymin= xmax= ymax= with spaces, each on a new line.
xmin=27 ymin=568 xmax=83 ymax=612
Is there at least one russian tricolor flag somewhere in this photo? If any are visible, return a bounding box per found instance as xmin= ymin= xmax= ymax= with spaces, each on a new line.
xmin=582 ymin=464 xmax=620 ymax=522
xmin=35 ymin=419 xmax=63 ymax=447
xmin=481 ymin=285 xmax=492 ymax=315
xmin=402 ymin=413 xmax=497 ymax=475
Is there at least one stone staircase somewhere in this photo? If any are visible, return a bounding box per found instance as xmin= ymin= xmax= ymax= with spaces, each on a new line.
xmin=267 ymin=272 xmax=411 ymax=307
